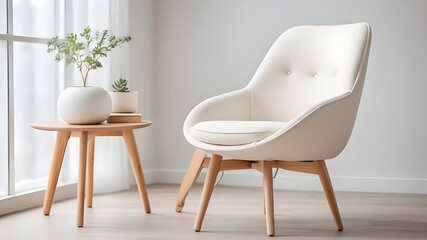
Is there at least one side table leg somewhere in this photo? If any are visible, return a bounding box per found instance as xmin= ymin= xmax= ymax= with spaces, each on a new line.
xmin=43 ymin=131 xmax=71 ymax=215
xmin=122 ymin=130 xmax=151 ymax=213
xmin=86 ymin=136 xmax=95 ymax=208
xmin=77 ymin=131 xmax=88 ymax=227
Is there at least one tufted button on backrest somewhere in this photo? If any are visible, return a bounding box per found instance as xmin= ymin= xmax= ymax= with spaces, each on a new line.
xmin=247 ymin=23 xmax=370 ymax=122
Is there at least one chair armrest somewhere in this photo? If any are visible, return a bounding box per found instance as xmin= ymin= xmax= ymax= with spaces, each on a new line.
xmin=193 ymin=90 xmax=362 ymax=161
xmin=183 ymin=88 xmax=251 ymax=142
xmin=251 ymin=90 xmax=362 ymax=160
xmin=184 ymin=84 xmax=363 ymax=161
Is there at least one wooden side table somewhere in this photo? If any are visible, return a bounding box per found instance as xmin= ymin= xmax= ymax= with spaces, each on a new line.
xmin=31 ymin=121 xmax=152 ymax=227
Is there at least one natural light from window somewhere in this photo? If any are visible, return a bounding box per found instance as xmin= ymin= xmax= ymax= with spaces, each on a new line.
xmin=0 ymin=40 xmax=7 ymax=197
xmin=13 ymin=42 xmax=59 ymax=193
xmin=1 ymin=0 xmax=129 ymax=204
xmin=12 ymin=0 xmax=55 ymax=38
xmin=0 ymin=0 xmax=5 ymax=34
xmin=0 ymin=0 xmax=68 ymax=196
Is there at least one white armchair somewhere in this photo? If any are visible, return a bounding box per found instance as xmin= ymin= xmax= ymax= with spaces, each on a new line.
xmin=176 ymin=23 xmax=372 ymax=236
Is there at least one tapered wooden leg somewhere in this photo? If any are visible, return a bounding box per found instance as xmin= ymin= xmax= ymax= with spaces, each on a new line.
xmin=194 ymin=154 xmax=222 ymax=232
xmin=77 ymin=131 xmax=88 ymax=227
xmin=43 ymin=131 xmax=71 ymax=216
xmin=176 ymin=149 xmax=207 ymax=212
xmin=262 ymin=161 xmax=275 ymax=237
xmin=122 ymin=129 xmax=151 ymax=213
xmin=86 ymin=136 xmax=95 ymax=208
xmin=262 ymin=184 xmax=266 ymax=215
xmin=316 ymin=160 xmax=343 ymax=231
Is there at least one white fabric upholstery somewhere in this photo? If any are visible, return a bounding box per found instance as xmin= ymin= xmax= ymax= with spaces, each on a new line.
xmin=183 ymin=23 xmax=371 ymax=161
xmin=191 ymin=121 xmax=287 ymax=146
xmin=248 ymin=24 xmax=369 ymax=122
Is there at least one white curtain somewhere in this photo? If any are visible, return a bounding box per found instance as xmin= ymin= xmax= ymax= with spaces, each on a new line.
xmin=63 ymin=0 xmax=133 ymax=193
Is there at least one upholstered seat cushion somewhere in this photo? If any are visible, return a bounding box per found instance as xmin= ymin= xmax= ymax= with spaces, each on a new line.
xmin=190 ymin=121 xmax=287 ymax=146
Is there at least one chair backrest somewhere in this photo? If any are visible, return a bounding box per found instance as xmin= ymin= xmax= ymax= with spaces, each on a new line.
xmin=248 ymin=23 xmax=371 ymax=122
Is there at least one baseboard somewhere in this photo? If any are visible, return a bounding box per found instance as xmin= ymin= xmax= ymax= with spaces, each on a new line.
xmin=0 ymin=183 xmax=77 ymax=216
xmin=144 ymin=169 xmax=427 ymax=194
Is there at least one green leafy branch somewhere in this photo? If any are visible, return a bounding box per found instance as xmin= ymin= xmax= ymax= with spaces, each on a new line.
xmin=47 ymin=26 xmax=131 ymax=87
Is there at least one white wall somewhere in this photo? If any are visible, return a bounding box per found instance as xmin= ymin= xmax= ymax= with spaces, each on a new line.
xmin=130 ymin=0 xmax=427 ymax=194
xmin=129 ymin=0 xmax=155 ymax=171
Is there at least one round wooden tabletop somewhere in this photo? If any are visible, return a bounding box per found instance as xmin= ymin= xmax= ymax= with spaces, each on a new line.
xmin=31 ymin=120 xmax=152 ymax=132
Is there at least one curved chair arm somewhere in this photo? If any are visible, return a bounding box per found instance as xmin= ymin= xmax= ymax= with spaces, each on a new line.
xmin=185 ymin=86 xmax=362 ymax=161
xmin=264 ymin=89 xmax=361 ymax=160
xmin=183 ymin=88 xmax=252 ymax=144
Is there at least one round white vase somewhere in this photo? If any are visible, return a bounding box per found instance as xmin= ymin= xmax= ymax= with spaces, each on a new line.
xmin=109 ymin=91 xmax=139 ymax=113
xmin=57 ymin=86 xmax=112 ymax=124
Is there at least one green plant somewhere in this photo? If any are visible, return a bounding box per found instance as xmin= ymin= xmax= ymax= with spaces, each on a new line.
xmin=112 ymin=78 xmax=129 ymax=92
xmin=47 ymin=26 xmax=131 ymax=87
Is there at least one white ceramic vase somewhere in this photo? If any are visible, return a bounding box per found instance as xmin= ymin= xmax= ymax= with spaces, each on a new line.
xmin=109 ymin=91 xmax=139 ymax=113
xmin=57 ymin=86 xmax=112 ymax=124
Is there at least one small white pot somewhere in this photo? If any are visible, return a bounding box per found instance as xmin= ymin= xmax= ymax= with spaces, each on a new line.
xmin=109 ymin=91 xmax=139 ymax=113
xmin=57 ymin=86 xmax=112 ymax=124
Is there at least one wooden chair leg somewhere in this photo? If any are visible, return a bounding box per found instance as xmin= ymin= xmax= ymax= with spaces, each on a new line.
xmin=43 ymin=131 xmax=70 ymax=216
xmin=176 ymin=149 xmax=207 ymax=212
xmin=316 ymin=160 xmax=343 ymax=231
xmin=194 ymin=154 xmax=222 ymax=232
xmin=122 ymin=129 xmax=151 ymax=213
xmin=86 ymin=136 xmax=95 ymax=208
xmin=262 ymin=185 xmax=266 ymax=215
xmin=77 ymin=131 xmax=88 ymax=227
xmin=262 ymin=161 xmax=275 ymax=237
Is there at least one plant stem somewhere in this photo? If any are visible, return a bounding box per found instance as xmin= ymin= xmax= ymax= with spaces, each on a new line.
xmin=80 ymin=69 xmax=86 ymax=87
xmin=83 ymin=70 xmax=90 ymax=87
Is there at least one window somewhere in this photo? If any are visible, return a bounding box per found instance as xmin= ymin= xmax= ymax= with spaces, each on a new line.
xmin=13 ymin=41 xmax=59 ymax=193
xmin=1 ymin=0 xmax=131 ymax=210
xmin=0 ymin=0 xmax=9 ymax=198
xmin=0 ymin=0 xmax=5 ymax=33
xmin=0 ymin=40 xmax=7 ymax=197
xmin=0 ymin=0 xmax=70 ymax=197
xmin=13 ymin=0 xmax=56 ymax=39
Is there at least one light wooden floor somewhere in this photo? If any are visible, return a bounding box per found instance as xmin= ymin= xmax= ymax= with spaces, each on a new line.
xmin=0 ymin=184 xmax=426 ymax=240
